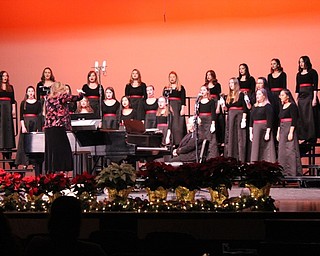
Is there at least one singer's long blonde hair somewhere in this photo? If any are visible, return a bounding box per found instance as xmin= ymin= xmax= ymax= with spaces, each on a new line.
xmin=226 ymin=77 xmax=240 ymax=104
xmin=200 ymin=85 xmax=211 ymax=100
xmin=165 ymin=71 xmax=182 ymax=91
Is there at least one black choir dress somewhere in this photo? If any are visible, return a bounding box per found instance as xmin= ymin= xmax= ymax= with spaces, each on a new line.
xmin=268 ymin=72 xmax=287 ymax=137
xmin=15 ymin=100 xmax=42 ymax=166
xmin=249 ymin=104 xmax=276 ymax=162
xmin=239 ymin=77 xmax=256 ymax=161
xmin=125 ymin=83 xmax=147 ymax=120
xmin=295 ymin=69 xmax=319 ymax=141
xmin=0 ymin=87 xmax=16 ymax=150
xmin=268 ymin=72 xmax=287 ymax=113
xmin=198 ymin=100 xmax=219 ymax=159
xmin=101 ymin=100 xmax=120 ymax=129
xmin=224 ymin=93 xmax=248 ymax=163
xmin=81 ymin=84 xmax=104 ymax=117
xmin=278 ymin=103 xmax=302 ymax=176
xmin=163 ymin=86 xmax=187 ymax=147
xmin=142 ymin=99 xmax=158 ymax=129
xmin=239 ymin=76 xmax=256 ymax=101
xmin=209 ymin=83 xmax=225 ymax=145
xmin=120 ymin=109 xmax=137 ymax=130
xmin=250 ymin=88 xmax=277 ymax=143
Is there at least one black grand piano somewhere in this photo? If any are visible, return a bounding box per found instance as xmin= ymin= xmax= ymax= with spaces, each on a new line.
xmin=24 ymin=119 xmax=170 ymax=174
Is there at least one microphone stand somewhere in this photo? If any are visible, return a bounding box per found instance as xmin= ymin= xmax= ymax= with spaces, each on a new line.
xmin=164 ymin=88 xmax=173 ymax=153
xmin=194 ymin=96 xmax=200 ymax=163
xmin=93 ymin=61 xmax=107 ymax=119
xmin=91 ymin=61 xmax=106 ymax=173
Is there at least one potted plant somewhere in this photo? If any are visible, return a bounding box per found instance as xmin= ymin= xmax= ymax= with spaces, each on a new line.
xmin=241 ymin=161 xmax=284 ymax=198
xmin=201 ymin=157 xmax=240 ymax=204
xmin=71 ymin=172 xmax=97 ymax=198
xmin=95 ymin=162 xmax=136 ymax=201
xmin=37 ymin=173 xmax=71 ymax=202
xmin=139 ymin=162 xmax=176 ymax=201
xmin=171 ymin=162 xmax=203 ymax=202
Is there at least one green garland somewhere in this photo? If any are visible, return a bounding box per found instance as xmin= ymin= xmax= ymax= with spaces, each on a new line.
xmin=0 ymin=192 xmax=278 ymax=212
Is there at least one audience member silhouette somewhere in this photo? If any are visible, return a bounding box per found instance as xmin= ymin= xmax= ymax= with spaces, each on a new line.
xmin=0 ymin=210 xmax=23 ymax=256
xmin=24 ymin=196 xmax=107 ymax=256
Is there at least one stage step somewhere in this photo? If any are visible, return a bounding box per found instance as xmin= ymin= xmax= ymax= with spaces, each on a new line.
xmin=3 ymin=168 xmax=34 ymax=173
xmin=0 ymin=159 xmax=15 ymax=163
xmin=281 ymin=176 xmax=320 ymax=188
xmin=0 ymin=149 xmax=17 ymax=153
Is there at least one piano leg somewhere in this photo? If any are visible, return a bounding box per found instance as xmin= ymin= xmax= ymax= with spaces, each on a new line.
xmin=29 ymin=154 xmax=44 ymax=176
xmin=73 ymin=152 xmax=93 ymax=175
xmin=90 ymin=155 xmax=105 ymax=174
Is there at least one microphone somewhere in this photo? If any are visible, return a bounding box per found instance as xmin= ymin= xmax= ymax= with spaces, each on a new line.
xmin=94 ymin=61 xmax=99 ymax=73
xmin=102 ymin=60 xmax=106 ymax=72
xmin=196 ymin=93 xmax=202 ymax=103
xmin=164 ymin=88 xmax=172 ymax=97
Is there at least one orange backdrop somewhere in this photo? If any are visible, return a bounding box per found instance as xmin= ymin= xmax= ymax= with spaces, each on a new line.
xmin=1 ymin=0 xmax=320 ymax=108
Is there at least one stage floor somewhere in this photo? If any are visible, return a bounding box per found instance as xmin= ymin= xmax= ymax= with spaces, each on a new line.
xmin=98 ymin=187 xmax=320 ymax=213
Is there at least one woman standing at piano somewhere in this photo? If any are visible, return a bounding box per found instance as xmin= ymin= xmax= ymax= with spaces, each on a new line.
xmin=163 ymin=71 xmax=187 ymax=147
xmin=44 ymin=82 xmax=84 ymax=173
xmin=125 ymin=69 xmax=147 ymax=121
xmin=0 ymin=71 xmax=16 ymax=167
xmin=101 ymin=87 xmax=120 ymax=129
xmin=156 ymin=96 xmax=172 ymax=146
xmin=15 ymin=86 xmax=42 ymax=172
xmin=82 ymin=71 xmax=104 ymax=117
xmin=295 ymin=56 xmax=319 ymax=142
xmin=198 ymin=85 xmax=219 ymax=159
xmin=142 ymin=85 xmax=158 ymax=129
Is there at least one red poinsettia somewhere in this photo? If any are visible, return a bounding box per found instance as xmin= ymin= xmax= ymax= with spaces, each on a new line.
xmin=0 ymin=169 xmax=23 ymax=195
xmin=241 ymin=161 xmax=284 ymax=188
xmin=200 ymin=157 xmax=241 ymax=190
xmin=37 ymin=173 xmax=71 ymax=194
xmin=21 ymin=176 xmax=41 ymax=196
xmin=138 ymin=162 xmax=177 ymax=190
xmin=71 ymin=172 xmax=97 ymax=195
xmin=171 ymin=162 xmax=203 ymax=190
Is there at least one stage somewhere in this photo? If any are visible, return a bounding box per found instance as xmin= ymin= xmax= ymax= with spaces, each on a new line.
xmin=4 ymin=187 xmax=320 ymax=255
xmin=125 ymin=186 xmax=320 ymax=212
